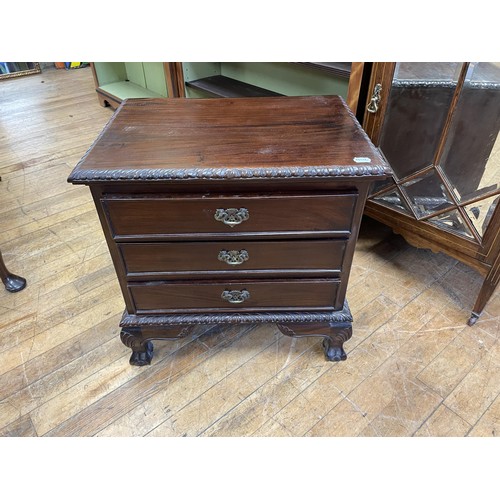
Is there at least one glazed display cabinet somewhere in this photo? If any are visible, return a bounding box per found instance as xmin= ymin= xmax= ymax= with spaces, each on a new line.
xmin=361 ymin=62 xmax=500 ymax=325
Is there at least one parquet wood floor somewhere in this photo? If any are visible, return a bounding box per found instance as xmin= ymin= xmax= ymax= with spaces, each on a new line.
xmin=1 ymin=67 xmax=498 ymax=440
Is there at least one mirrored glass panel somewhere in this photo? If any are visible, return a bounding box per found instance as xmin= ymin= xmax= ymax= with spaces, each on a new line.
xmin=463 ymin=194 xmax=499 ymax=238
xmin=400 ymin=169 xmax=454 ymax=217
xmin=372 ymin=187 xmax=411 ymax=214
xmin=378 ymin=62 xmax=463 ymax=180
xmin=439 ymin=62 xmax=500 ymax=203
xmin=427 ymin=209 xmax=476 ymax=240
xmin=369 ymin=176 xmax=396 ymax=196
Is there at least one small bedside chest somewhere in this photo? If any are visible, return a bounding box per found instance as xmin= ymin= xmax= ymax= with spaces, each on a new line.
xmin=68 ymin=96 xmax=390 ymax=366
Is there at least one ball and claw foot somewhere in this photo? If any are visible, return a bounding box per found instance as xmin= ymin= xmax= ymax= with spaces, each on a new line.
xmin=129 ymin=341 xmax=154 ymax=366
xmin=4 ymin=274 xmax=27 ymax=293
xmin=322 ymin=337 xmax=347 ymax=362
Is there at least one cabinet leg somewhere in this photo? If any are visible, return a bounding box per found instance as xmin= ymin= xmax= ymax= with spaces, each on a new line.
xmin=322 ymin=325 xmax=352 ymax=361
xmin=120 ymin=328 xmax=154 ymax=366
xmin=0 ymin=250 xmax=27 ymax=293
xmin=119 ymin=324 xmax=194 ymax=366
xmin=277 ymin=321 xmax=353 ymax=362
xmin=468 ymin=259 xmax=499 ymax=326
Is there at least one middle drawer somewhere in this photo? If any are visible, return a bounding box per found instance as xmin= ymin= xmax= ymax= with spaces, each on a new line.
xmin=119 ymin=239 xmax=347 ymax=278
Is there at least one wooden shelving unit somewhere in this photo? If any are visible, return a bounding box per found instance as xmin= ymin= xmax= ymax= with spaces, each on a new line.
xmin=181 ymin=62 xmax=352 ymax=99
xmin=89 ymin=62 xmax=367 ymax=116
xmin=91 ymin=62 xmax=172 ymax=109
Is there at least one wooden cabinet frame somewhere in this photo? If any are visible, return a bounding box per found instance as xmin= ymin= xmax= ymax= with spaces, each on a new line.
xmin=361 ymin=62 xmax=500 ymax=325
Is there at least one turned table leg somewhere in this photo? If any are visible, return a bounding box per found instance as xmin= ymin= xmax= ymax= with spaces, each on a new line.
xmin=0 ymin=249 xmax=26 ymax=293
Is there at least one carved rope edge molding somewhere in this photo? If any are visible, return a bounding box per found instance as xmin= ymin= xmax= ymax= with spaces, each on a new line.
xmin=68 ymin=165 xmax=391 ymax=183
xmin=119 ymin=306 xmax=353 ymax=327
xmin=393 ymin=79 xmax=500 ymax=90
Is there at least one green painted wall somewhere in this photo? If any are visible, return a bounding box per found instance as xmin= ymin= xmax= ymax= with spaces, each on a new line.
xmin=93 ymin=62 xmax=127 ymax=86
xmin=143 ymin=63 xmax=168 ymax=97
xmin=124 ymin=62 xmax=146 ymax=88
xmin=183 ymin=62 xmax=220 ymax=82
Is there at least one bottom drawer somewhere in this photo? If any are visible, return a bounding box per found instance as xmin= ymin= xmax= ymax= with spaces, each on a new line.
xmin=129 ymin=279 xmax=341 ymax=313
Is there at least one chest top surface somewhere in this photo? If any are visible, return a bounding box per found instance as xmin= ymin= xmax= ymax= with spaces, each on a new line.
xmin=68 ymin=95 xmax=389 ymax=184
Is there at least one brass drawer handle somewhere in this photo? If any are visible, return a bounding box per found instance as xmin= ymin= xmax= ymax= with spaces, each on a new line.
xmin=366 ymin=83 xmax=382 ymax=114
xmin=214 ymin=208 xmax=249 ymax=227
xmin=218 ymin=249 xmax=249 ymax=266
xmin=221 ymin=289 xmax=250 ymax=304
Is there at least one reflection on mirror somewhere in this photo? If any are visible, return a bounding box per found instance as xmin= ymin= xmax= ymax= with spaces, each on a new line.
xmin=372 ymin=187 xmax=410 ymax=214
xmin=463 ymin=195 xmax=500 ymax=238
xmin=439 ymin=62 xmax=500 ymax=203
xmin=400 ymin=169 xmax=454 ymax=217
xmin=427 ymin=210 xmax=475 ymax=240
xmin=378 ymin=62 xmax=462 ymax=179
xmin=0 ymin=62 xmax=41 ymax=80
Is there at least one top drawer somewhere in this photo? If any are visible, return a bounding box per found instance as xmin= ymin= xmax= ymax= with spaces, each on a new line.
xmin=102 ymin=193 xmax=358 ymax=238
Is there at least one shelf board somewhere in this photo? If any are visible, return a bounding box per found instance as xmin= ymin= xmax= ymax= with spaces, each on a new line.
xmin=295 ymin=62 xmax=352 ymax=79
xmin=98 ymin=81 xmax=164 ymax=101
xmin=185 ymin=75 xmax=283 ymax=98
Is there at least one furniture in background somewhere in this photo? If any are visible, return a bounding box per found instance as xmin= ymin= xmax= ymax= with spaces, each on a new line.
xmin=90 ymin=63 xmax=178 ymax=109
xmin=181 ymin=62 xmax=350 ymax=97
xmin=360 ymin=62 xmax=500 ymax=325
xmin=89 ymin=62 xmax=367 ymax=114
xmin=0 ymin=178 xmax=27 ymax=292
xmin=0 ymin=249 xmax=26 ymax=292
xmin=0 ymin=62 xmax=40 ymax=80
xmin=68 ymin=95 xmax=389 ymax=366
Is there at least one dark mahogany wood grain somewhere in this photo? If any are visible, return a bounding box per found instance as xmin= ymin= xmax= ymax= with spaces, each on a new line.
xmin=103 ymin=193 xmax=357 ymax=237
xmin=69 ymin=96 xmax=388 ymax=182
xmin=129 ymin=279 xmax=341 ymax=313
xmin=119 ymin=239 xmax=347 ymax=277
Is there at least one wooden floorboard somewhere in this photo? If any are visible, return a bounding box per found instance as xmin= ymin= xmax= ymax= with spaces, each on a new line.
xmin=0 ymin=66 xmax=498 ymax=439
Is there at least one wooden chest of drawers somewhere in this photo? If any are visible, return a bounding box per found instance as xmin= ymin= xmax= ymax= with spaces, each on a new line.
xmin=68 ymin=96 xmax=390 ymax=366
